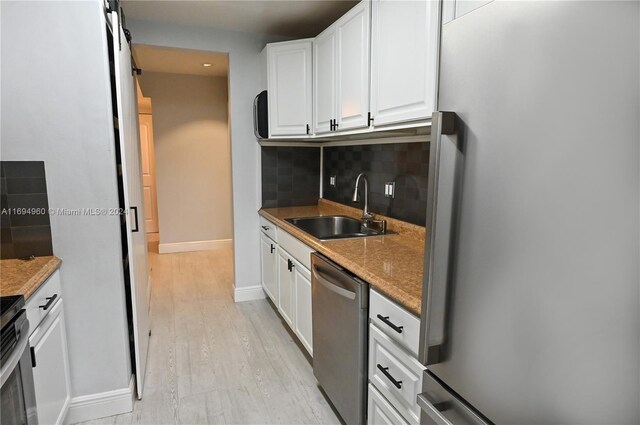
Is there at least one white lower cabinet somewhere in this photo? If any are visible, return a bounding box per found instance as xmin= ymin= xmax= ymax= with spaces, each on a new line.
xmin=259 ymin=217 xmax=313 ymax=356
xmin=293 ymin=260 xmax=313 ymax=355
xmin=260 ymin=232 xmax=278 ymax=303
xmin=368 ymin=383 xmax=410 ymax=425
xmin=368 ymin=290 xmax=425 ymax=425
xmin=277 ymin=246 xmax=295 ymax=327
xmin=26 ymin=270 xmax=71 ymax=425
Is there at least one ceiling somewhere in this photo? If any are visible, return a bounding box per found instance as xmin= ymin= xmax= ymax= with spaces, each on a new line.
xmin=133 ymin=44 xmax=229 ymax=77
xmin=122 ymin=0 xmax=359 ymax=38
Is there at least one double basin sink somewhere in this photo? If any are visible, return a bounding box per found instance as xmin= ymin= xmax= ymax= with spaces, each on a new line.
xmin=285 ymin=215 xmax=390 ymax=241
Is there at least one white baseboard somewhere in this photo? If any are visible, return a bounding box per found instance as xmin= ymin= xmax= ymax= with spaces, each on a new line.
xmin=158 ymin=239 xmax=232 ymax=254
xmin=64 ymin=377 xmax=134 ymax=424
xmin=234 ymin=285 xmax=266 ymax=302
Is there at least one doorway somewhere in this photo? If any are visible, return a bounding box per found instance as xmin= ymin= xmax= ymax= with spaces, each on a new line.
xmin=132 ymin=45 xmax=234 ymax=260
xmin=136 ymin=82 xmax=160 ymax=253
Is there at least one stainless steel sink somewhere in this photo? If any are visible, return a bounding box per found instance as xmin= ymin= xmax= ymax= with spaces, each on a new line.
xmin=285 ymin=215 xmax=389 ymax=240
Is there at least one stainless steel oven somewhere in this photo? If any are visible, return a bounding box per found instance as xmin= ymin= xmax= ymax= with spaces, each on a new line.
xmin=1 ymin=296 xmax=38 ymax=425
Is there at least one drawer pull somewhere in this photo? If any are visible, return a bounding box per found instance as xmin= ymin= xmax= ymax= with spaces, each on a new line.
xmin=377 ymin=314 xmax=404 ymax=333
xmin=39 ymin=294 xmax=58 ymax=311
xmin=261 ymin=225 xmax=270 ymax=231
xmin=377 ymin=364 xmax=402 ymax=389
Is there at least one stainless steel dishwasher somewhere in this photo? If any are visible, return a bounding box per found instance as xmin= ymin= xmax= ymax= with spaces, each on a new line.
xmin=311 ymin=253 xmax=369 ymax=425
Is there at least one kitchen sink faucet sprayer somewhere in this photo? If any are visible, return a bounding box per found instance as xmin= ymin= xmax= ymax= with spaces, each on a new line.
xmin=353 ymin=173 xmax=374 ymax=220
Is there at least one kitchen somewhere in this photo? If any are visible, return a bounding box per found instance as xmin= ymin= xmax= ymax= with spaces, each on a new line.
xmin=1 ymin=1 xmax=639 ymax=425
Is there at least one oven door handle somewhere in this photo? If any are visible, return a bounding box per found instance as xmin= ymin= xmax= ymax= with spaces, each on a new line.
xmin=0 ymin=318 xmax=30 ymax=388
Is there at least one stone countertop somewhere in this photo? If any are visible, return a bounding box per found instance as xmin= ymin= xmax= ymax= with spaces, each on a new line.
xmin=0 ymin=256 xmax=62 ymax=299
xmin=260 ymin=199 xmax=426 ymax=316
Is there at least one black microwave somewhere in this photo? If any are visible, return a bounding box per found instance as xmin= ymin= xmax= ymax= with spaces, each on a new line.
xmin=253 ymin=90 xmax=268 ymax=139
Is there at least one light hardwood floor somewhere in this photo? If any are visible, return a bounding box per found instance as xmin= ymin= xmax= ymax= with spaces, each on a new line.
xmin=76 ymin=247 xmax=340 ymax=425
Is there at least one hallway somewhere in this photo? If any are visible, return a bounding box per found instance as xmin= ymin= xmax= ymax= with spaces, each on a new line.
xmin=80 ymin=248 xmax=339 ymax=424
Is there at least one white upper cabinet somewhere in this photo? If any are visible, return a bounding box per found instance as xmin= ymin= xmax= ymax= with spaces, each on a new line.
xmin=313 ymin=1 xmax=370 ymax=134
xmin=267 ymin=40 xmax=313 ymax=137
xmin=336 ymin=1 xmax=371 ymax=131
xmin=313 ymin=29 xmax=337 ymax=134
xmin=370 ymin=0 xmax=440 ymax=126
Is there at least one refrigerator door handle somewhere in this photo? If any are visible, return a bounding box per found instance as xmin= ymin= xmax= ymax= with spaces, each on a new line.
xmin=417 ymin=393 xmax=451 ymax=425
xmin=417 ymin=392 xmax=490 ymax=425
xmin=419 ymin=111 xmax=462 ymax=366
xmin=417 ymin=371 xmax=491 ymax=425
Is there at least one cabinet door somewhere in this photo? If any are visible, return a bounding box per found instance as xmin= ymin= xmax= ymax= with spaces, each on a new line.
xmin=30 ymin=300 xmax=71 ymax=425
xmin=293 ymin=261 xmax=313 ymax=355
xmin=370 ymin=0 xmax=439 ymax=126
xmin=337 ymin=1 xmax=371 ymax=131
xmin=313 ymin=28 xmax=337 ymax=134
xmin=368 ymin=384 xmax=410 ymax=425
xmin=268 ymin=40 xmax=313 ymax=136
xmin=260 ymin=232 xmax=278 ymax=303
xmin=442 ymin=0 xmax=494 ymax=24
xmin=277 ymin=248 xmax=295 ymax=327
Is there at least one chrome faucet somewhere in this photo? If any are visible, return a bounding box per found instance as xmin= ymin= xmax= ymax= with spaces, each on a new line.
xmin=352 ymin=173 xmax=374 ymax=220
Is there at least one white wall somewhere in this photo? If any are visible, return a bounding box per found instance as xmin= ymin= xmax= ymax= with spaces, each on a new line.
xmin=1 ymin=0 xmax=131 ymax=409
xmin=128 ymin=18 xmax=287 ymax=294
xmin=139 ymin=73 xmax=233 ymax=246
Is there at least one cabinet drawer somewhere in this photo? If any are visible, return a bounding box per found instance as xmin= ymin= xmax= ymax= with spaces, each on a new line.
xmin=370 ymin=289 xmax=421 ymax=356
xmin=278 ymin=229 xmax=313 ymax=270
xmin=369 ymin=324 xmax=425 ymax=425
xmin=368 ymin=383 xmax=409 ymax=425
xmin=26 ymin=269 xmax=62 ymax=334
xmin=260 ymin=216 xmax=278 ymax=242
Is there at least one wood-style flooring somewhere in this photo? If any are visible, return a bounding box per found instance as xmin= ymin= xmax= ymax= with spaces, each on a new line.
xmin=75 ymin=247 xmax=339 ymax=425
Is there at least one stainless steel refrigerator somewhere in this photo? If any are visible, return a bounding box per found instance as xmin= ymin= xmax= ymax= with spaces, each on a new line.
xmin=418 ymin=2 xmax=639 ymax=424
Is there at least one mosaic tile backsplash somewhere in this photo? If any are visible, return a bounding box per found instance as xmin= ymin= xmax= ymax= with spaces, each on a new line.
xmin=322 ymin=143 xmax=429 ymax=225
xmin=262 ymin=146 xmax=321 ymax=208
xmin=1 ymin=161 xmax=53 ymax=259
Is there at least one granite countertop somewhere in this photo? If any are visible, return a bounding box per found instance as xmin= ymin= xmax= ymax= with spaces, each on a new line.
xmin=260 ymin=199 xmax=426 ymax=316
xmin=0 ymin=256 xmax=62 ymax=299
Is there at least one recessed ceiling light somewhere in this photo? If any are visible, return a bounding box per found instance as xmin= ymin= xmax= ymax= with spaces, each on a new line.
xmin=202 ymin=63 xmax=213 ymax=67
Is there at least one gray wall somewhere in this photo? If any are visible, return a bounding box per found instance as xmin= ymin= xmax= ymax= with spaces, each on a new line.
xmin=140 ymin=73 xmax=232 ymax=245
xmin=128 ymin=18 xmax=286 ymax=292
xmin=1 ymin=0 xmax=131 ymax=400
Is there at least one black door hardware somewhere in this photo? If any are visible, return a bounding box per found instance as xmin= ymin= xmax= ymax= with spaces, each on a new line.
xmin=39 ymin=294 xmax=58 ymax=311
xmin=261 ymin=225 xmax=270 ymax=231
xmin=30 ymin=347 xmax=37 ymax=368
xmin=377 ymin=314 xmax=404 ymax=333
xmin=270 ymin=244 xmax=275 ymax=254
xmin=377 ymin=364 xmax=402 ymax=389
xmin=287 ymin=258 xmax=295 ymax=272
xmin=306 ymin=124 xmax=310 ymax=134
xmin=368 ymin=112 xmax=374 ymax=126
xmin=131 ymin=206 xmax=139 ymax=232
